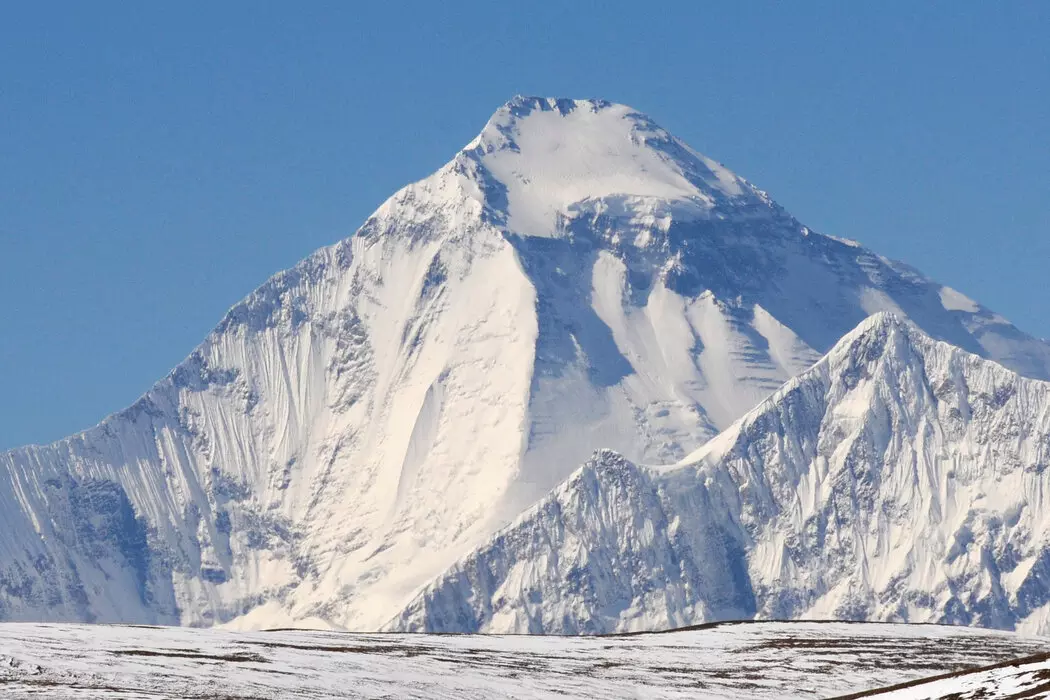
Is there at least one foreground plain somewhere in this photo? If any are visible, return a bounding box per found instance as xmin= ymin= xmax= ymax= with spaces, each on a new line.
xmin=0 ymin=621 xmax=1047 ymax=699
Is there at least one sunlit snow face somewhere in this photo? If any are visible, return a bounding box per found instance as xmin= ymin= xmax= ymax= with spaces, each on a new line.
xmin=463 ymin=97 xmax=751 ymax=238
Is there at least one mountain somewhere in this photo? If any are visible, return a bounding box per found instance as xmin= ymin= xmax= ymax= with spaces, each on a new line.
xmin=1 ymin=97 xmax=1048 ymax=631
xmin=387 ymin=314 xmax=1050 ymax=634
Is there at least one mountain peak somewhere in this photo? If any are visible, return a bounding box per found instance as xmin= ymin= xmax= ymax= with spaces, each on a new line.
xmin=824 ymin=310 xmax=936 ymax=375
xmin=834 ymin=311 xmax=913 ymax=348
xmin=499 ymin=95 xmax=612 ymax=117
xmin=389 ymin=299 xmax=1050 ymax=634
xmin=457 ymin=96 xmax=765 ymax=237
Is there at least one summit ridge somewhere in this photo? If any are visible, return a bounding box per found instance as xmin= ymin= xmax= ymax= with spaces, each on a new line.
xmin=460 ymin=96 xmax=770 ymax=237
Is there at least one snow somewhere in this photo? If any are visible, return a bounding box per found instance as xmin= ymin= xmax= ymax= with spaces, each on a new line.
xmin=466 ymin=97 xmax=749 ymax=238
xmin=861 ymin=653 xmax=1050 ymax=699
xmin=940 ymin=286 xmax=981 ymax=313
xmin=3 ymin=96 xmax=1050 ymax=633
xmin=0 ymin=621 xmax=1046 ymax=699
xmin=389 ymin=315 xmax=1050 ymax=635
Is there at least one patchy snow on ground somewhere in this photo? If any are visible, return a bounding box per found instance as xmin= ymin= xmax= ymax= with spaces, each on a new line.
xmin=857 ymin=652 xmax=1050 ymax=699
xmin=0 ymin=621 xmax=1046 ymax=699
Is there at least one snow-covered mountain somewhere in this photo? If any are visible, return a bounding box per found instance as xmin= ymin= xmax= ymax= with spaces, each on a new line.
xmin=388 ymin=314 xmax=1050 ymax=634
xmin=1 ymin=96 xmax=1048 ymax=631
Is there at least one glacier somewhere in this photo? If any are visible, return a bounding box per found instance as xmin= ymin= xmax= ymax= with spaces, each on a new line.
xmin=2 ymin=96 xmax=1049 ymax=632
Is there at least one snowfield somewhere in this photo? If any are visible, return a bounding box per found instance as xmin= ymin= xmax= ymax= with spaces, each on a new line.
xmin=3 ymin=96 xmax=1050 ymax=635
xmin=0 ymin=621 xmax=1046 ymax=699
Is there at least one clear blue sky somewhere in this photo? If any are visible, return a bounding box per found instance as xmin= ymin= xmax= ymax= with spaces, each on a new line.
xmin=2 ymin=2 xmax=1047 ymax=450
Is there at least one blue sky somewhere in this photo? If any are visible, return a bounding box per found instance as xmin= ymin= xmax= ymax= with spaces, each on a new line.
xmin=1 ymin=2 xmax=1048 ymax=450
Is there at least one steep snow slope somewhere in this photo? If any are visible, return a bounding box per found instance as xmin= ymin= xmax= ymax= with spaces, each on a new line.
xmin=1 ymin=622 xmax=1046 ymax=699
xmin=2 ymin=97 xmax=1049 ymax=630
xmin=388 ymin=314 xmax=1050 ymax=635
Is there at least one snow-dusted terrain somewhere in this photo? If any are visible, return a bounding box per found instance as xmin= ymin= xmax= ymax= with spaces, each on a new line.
xmin=2 ymin=96 xmax=1050 ymax=632
xmin=389 ymin=315 xmax=1050 ymax=634
xmin=0 ymin=621 xmax=1045 ymax=699
xmin=856 ymin=653 xmax=1050 ymax=699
